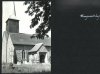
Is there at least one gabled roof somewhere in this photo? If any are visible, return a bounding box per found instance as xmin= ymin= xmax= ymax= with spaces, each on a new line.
xmin=29 ymin=43 xmax=43 ymax=52
xmin=6 ymin=15 xmax=19 ymax=22
xmin=3 ymin=31 xmax=51 ymax=46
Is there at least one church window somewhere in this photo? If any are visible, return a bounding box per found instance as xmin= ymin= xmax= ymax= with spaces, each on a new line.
xmin=22 ymin=50 xmax=25 ymax=60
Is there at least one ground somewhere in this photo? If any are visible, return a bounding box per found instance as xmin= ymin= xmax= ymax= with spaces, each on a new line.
xmin=2 ymin=63 xmax=51 ymax=73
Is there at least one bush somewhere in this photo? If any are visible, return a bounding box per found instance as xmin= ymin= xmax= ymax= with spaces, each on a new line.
xmin=9 ymin=63 xmax=13 ymax=68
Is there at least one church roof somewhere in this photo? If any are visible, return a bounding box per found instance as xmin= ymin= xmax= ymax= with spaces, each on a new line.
xmin=6 ymin=15 xmax=19 ymax=22
xmin=4 ymin=31 xmax=51 ymax=46
xmin=28 ymin=43 xmax=43 ymax=52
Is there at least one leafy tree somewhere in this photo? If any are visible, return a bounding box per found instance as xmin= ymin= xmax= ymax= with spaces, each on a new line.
xmin=23 ymin=1 xmax=51 ymax=39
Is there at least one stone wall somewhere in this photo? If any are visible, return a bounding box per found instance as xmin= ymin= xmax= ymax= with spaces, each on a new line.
xmin=2 ymin=33 xmax=7 ymax=63
xmin=14 ymin=44 xmax=34 ymax=63
xmin=14 ymin=44 xmax=51 ymax=64
xmin=7 ymin=35 xmax=14 ymax=63
xmin=45 ymin=46 xmax=51 ymax=63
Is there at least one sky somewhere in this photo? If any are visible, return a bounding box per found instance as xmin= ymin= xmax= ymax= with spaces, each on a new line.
xmin=2 ymin=1 xmax=51 ymax=37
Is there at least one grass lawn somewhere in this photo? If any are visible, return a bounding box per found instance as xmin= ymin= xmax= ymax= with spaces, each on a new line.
xmin=2 ymin=63 xmax=51 ymax=73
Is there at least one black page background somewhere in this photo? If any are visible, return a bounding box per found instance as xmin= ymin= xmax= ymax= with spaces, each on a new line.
xmin=52 ymin=0 xmax=100 ymax=74
xmin=1 ymin=0 xmax=100 ymax=74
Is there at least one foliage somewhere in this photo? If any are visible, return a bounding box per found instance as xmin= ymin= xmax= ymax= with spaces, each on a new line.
xmin=23 ymin=1 xmax=51 ymax=39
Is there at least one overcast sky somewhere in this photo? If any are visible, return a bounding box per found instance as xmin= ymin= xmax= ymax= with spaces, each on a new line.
xmin=2 ymin=1 xmax=51 ymax=37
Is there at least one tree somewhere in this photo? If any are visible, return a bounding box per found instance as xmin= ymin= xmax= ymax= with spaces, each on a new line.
xmin=23 ymin=1 xmax=51 ymax=39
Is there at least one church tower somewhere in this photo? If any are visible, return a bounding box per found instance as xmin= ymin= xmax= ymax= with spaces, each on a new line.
xmin=6 ymin=1 xmax=19 ymax=33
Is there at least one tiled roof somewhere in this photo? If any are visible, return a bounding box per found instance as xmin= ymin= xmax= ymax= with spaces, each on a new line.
xmin=29 ymin=43 xmax=43 ymax=52
xmin=3 ymin=31 xmax=51 ymax=46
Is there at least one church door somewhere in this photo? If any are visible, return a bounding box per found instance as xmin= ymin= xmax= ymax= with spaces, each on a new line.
xmin=39 ymin=52 xmax=46 ymax=63
xmin=40 ymin=54 xmax=45 ymax=63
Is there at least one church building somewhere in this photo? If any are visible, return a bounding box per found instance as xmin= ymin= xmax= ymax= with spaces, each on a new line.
xmin=2 ymin=4 xmax=51 ymax=65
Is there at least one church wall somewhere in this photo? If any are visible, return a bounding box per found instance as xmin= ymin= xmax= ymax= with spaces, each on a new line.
xmin=45 ymin=46 xmax=51 ymax=52
xmin=29 ymin=45 xmax=48 ymax=63
xmin=29 ymin=45 xmax=51 ymax=64
xmin=40 ymin=45 xmax=51 ymax=63
xmin=13 ymin=44 xmax=51 ymax=64
xmin=7 ymin=35 xmax=14 ymax=63
xmin=38 ymin=45 xmax=48 ymax=63
xmin=45 ymin=46 xmax=51 ymax=63
xmin=2 ymin=33 xmax=7 ymax=63
xmin=14 ymin=44 xmax=34 ymax=62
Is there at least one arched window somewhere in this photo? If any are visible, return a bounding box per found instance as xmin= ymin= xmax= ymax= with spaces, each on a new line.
xmin=22 ymin=50 xmax=25 ymax=60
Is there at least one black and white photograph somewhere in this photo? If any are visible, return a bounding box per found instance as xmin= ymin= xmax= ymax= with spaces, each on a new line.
xmin=2 ymin=1 xmax=51 ymax=73
xmin=2 ymin=0 xmax=100 ymax=74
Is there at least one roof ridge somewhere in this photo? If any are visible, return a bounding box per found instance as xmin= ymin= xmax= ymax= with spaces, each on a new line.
xmin=10 ymin=32 xmax=51 ymax=38
xmin=29 ymin=43 xmax=43 ymax=52
xmin=9 ymin=32 xmax=32 ymax=35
